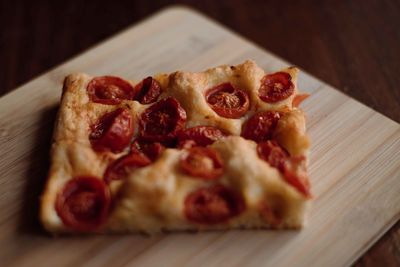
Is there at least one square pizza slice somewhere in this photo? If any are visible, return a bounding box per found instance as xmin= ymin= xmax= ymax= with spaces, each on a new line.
xmin=40 ymin=60 xmax=311 ymax=234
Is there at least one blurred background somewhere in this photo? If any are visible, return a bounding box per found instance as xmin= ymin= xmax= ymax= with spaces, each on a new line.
xmin=0 ymin=0 xmax=399 ymax=265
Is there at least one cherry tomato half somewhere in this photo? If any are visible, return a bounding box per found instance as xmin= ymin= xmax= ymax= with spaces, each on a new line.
xmin=241 ymin=111 xmax=280 ymax=143
xmin=87 ymin=76 xmax=134 ymax=105
xmin=205 ymin=83 xmax=250 ymax=119
xmin=177 ymin=126 xmax=228 ymax=149
xmin=56 ymin=176 xmax=110 ymax=231
xmin=259 ymin=72 xmax=294 ymax=103
xmin=257 ymin=140 xmax=289 ymax=168
xmin=133 ymin=77 xmax=162 ymax=104
xmin=89 ymin=108 xmax=134 ymax=153
xmin=104 ymin=153 xmax=151 ymax=183
xmin=139 ymin=97 xmax=187 ymax=142
xmin=131 ymin=138 xmax=166 ymax=161
xmin=184 ymin=184 xmax=245 ymax=224
xmin=180 ymin=147 xmax=224 ymax=180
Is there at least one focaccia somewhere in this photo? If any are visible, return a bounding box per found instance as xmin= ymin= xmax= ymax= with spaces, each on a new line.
xmin=40 ymin=60 xmax=311 ymax=234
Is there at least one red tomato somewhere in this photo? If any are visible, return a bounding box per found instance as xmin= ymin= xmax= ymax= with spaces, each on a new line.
xmin=184 ymin=184 xmax=245 ymax=224
xmin=89 ymin=108 xmax=134 ymax=153
xmin=87 ymin=76 xmax=134 ymax=105
xmin=104 ymin=153 xmax=151 ymax=183
xmin=205 ymin=83 xmax=250 ymax=119
xmin=292 ymin=93 xmax=310 ymax=107
xmin=133 ymin=77 xmax=162 ymax=104
xmin=259 ymin=72 xmax=294 ymax=103
xmin=281 ymin=156 xmax=311 ymax=198
xmin=241 ymin=111 xmax=280 ymax=143
xmin=139 ymin=97 xmax=187 ymax=142
xmin=180 ymin=147 xmax=224 ymax=180
xmin=257 ymin=140 xmax=289 ymax=168
xmin=177 ymin=126 xmax=228 ymax=148
xmin=257 ymin=141 xmax=311 ymax=198
xmin=55 ymin=176 xmax=110 ymax=231
xmin=130 ymin=138 xmax=165 ymax=161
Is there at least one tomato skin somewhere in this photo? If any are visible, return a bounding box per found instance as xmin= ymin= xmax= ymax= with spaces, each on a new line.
xmin=184 ymin=184 xmax=245 ymax=224
xmin=87 ymin=76 xmax=135 ymax=105
xmin=177 ymin=126 xmax=228 ymax=149
xmin=281 ymin=156 xmax=311 ymax=198
xmin=89 ymin=108 xmax=134 ymax=153
xmin=130 ymin=138 xmax=165 ymax=161
xmin=133 ymin=77 xmax=162 ymax=104
xmin=257 ymin=140 xmax=289 ymax=168
xmin=292 ymin=93 xmax=310 ymax=107
xmin=259 ymin=72 xmax=294 ymax=103
xmin=241 ymin=111 xmax=280 ymax=143
xmin=257 ymin=141 xmax=311 ymax=198
xmin=180 ymin=147 xmax=224 ymax=180
xmin=104 ymin=153 xmax=151 ymax=183
xmin=205 ymin=83 xmax=250 ymax=119
xmin=55 ymin=176 xmax=110 ymax=231
xmin=139 ymin=97 xmax=187 ymax=143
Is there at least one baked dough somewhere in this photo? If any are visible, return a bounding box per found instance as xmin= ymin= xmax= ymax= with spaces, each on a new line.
xmin=40 ymin=60 xmax=311 ymax=234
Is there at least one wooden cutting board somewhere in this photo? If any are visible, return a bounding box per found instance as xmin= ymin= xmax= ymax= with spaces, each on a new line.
xmin=0 ymin=6 xmax=399 ymax=267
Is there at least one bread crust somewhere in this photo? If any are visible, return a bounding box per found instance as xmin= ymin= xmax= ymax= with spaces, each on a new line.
xmin=40 ymin=60 xmax=311 ymax=234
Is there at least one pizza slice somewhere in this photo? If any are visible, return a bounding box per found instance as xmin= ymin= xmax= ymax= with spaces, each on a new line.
xmin=40 ymin=60 xmax=311 ymax=234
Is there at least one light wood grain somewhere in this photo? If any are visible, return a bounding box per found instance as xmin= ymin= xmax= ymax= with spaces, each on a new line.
xmin=0 ymin=6 xmax=399 ymax=267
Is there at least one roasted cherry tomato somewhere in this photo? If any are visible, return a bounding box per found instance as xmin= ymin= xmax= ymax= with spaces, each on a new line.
xmin=133 ymin=77 xmax=162 ymax=104
xmin=259 ymin=72 xmax=294 ymax=103
xmin=257 ymin=141 xmax=311 ymax=198
xmin=55 ymin=176 xmax=110 ymax=231
xmin=104 ymin=153 xmax=151 ymax=183
xmin=257 ymin=140 xmax=289 ymax=168
xmin=281 ymin=156 xmax=311 ymax=198
xmin=241 ymin=111 xmax=280 ymax=143
xmin=139 ymin=97 xmax=187 ymax=142
xmin=180 ymin=147 xmax=224 ymax=180
xmin=87 ymin=76 xmax=134 ymax=105
xmin=131 ymin=138 xmax=165 ymax=161
xmin=292 ymin=93 xmax=310 ymax=107
xmin=177 ymin=126 xmax=228 ymax=149
xmin=205 ymin=83 xmax=250 ymax=119
xmin=184 ymin=184 xmax=245 ymax=224
xmin=89 ymin=108 xmax=134 ymax=153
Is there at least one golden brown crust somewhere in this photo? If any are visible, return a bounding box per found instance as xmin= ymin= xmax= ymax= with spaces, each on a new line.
xmin=40 ymin=60 xmax=311 ymax=234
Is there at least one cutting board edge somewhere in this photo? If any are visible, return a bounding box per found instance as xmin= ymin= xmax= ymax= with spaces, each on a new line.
xmin=0 ymin=5 xmax=399 ymax=267
xmin=1 ymin=5 xmax=398 ymax=128
xmin=347 ymin=213 xmax=400 ymax=267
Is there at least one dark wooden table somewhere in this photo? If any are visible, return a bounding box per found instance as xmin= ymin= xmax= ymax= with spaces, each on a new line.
xmin=1 ymin=1 xmax=399 ymax=266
